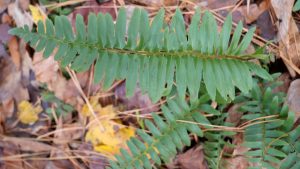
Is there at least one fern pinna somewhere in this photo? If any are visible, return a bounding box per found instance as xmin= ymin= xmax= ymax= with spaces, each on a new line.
xmin=234 ymin=75 xmax=299 ymax=169
xmin=10 ymin=8 xmax=271 ymax=104
xmin=10 ymin=7 xmax=276 ymax=169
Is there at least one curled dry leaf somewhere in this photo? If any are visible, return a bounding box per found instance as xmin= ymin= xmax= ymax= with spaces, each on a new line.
xmin=271 ymin=0 xmax=300 ymax=76
xmin=283 ymin=33 xmax=300 ymax=69
xmin=271 ymin=0 xmax=295 ymax=41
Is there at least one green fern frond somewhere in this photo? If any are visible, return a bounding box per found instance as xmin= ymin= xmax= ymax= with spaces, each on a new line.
xmin=236 ymin=79 xmax=296 ymax=169
xmin=204 ymin=131 xmax=224 ymax=168
xmin=108 ymin=98 xmax=213 ymax=169
xmin=9 ymin=8 xmax=272 ymax=103
xmin=203 ymin=110 xmax=235 ymax=169
xmin=280 ymin=126 xmax=300 ymax=169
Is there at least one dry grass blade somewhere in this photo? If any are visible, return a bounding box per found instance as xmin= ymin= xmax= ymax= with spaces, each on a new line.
xmin=66 ymin=67 xmax=104 ymax=131
xmin=45 ymin=0 xmax=87 ymax=9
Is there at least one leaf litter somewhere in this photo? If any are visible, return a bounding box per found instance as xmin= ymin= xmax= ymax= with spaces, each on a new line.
xmin=1 ymin=0 xmax=300 ymax=168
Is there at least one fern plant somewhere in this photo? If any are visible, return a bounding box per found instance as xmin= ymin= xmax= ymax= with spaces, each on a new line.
xmin=234 ymin=75 xmax=296 ymax=169
xmin=109 ymin=98 xmax=215 ymax=169
xmin=280 ymin=125 xmax=300 ymax=169
xmin=10 ymin=7 xmax=280 ymax=169
xmin=202 ymin=108 xmax=236 ymax=169
xmin=9 ymin=8 xmax=271 ymax=104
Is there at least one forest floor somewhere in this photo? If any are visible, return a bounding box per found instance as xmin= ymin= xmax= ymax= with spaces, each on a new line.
xmin=1 ymin=0 xmax=300 ymax=169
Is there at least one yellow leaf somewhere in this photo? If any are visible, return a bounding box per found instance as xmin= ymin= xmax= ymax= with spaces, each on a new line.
xmin=94 ymin=145 xmax=119 ymax=155
xmin=29 ymin=5 xmax=47 ymax=24
xmin=85 ymin=121 xmax=120 ymax=146
xmin=118 ymin=127 xmax=136 ymax=141
xmin=83 ymin=101 xmax=135 ymax=156
xmin=98 ymin=105 xmax=116 ymax=119
xmin=81 ymin=97 xmax=102 ymax=117
xmin=17 ymin=101 xmax=42 ymax=124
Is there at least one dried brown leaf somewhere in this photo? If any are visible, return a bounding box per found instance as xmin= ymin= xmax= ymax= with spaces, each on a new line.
xmin=0 ymin=136 xmax=54 ymax=152
xmin=286 ymin=79 xmax=300 ymax=120
xmin=168 ymin=146 xmax=208 ymax=169
xmin=0 ymin=55 xmax=20 ymax=102
xmin=8 ymin=2 xmax=32 ymax=28
xmin=238 ymin=1 xmax=270 ymax=24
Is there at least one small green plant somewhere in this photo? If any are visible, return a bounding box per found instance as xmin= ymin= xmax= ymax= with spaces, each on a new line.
xmin=234 ymin=74 xmax=298 ymax=169
xmin=10 ymin=7 xmax=299 ymax=169
xmin=41 ymin=89 xmax=74 ymax=118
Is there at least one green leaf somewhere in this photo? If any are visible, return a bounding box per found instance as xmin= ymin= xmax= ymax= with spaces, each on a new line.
xmin=43 ymin=40 xmax=56 ymax=58
xmin=203 ymin=59 xmax=217 ymax=100
xmin=127 ymin=8 xmax=141 ymax=49
xmin=227 ymin=21 xmax=243 ymax=54
xmin=235 ymin=26 xmax=256 ymax=55
xmin=94 ymin=51 xmax=109 ymax=83
xmin=220 ymin=14 xmax=232 ymax=54
xmin=75 ymin=15 xmax=86 ymax=41
xmin=293 ymin=0 xmax=300 ymax=11
xmin=126 ymin=55 xmax=139 ymax=97
xmin=187 ymin=57 xmax=202 ymax=103
xmin=138 ymin=9 xmax=150 ymax=48
xmin=103 ymin=53 xmax=119 ymax=90
xmin=97 ymin=13 xmax=106 ymax=47
xmin=171 ymin=9 xmax=187 ymax=50
xmin=189 ymin=8 xmax=201 ymax=50
xmin=148 ymin=9 xmax=164 ymax=50
xmin=115 ymin=8 xmax=126 ymax=48
xmin=37 ymin=20 xmax=45 ymax=35
xmin=61 ymin=16 xmax=74 ymax=40
xmin=105 ymin=14 xmax=115 ymax=47
xmin=176 ymin=58 xmax=187 ymax=101
xmin=88 ymin=13 xmax=98 ymax=43
xmin=45 ymin=19 xmax=54 ymax=36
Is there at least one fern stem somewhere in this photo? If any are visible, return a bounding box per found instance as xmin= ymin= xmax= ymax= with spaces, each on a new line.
xmin=41 ymin=34 xmax=254 ymax=61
